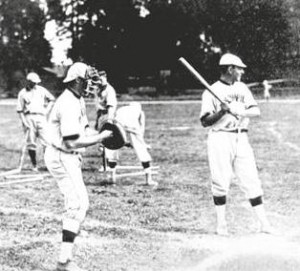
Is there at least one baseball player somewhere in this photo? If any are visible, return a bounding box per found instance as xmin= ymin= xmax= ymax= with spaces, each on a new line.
xmin=94 ymin=70 xmax=117 ymax=130
xmin=106 ymin=102 xmax=158 ymax=186
xmin=199 ymin=53 xmax=274 ymax=236
xmin=16 ymin=72 xmax=55 ymax=171
xmin=44 ymin=62 xmax=114 ymax=271
xmin=262 ymin=79 xmax=272 ymax=101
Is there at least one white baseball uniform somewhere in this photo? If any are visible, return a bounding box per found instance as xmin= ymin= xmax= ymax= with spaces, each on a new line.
xmin=108 ymin=103 xmax=152 ymax=163
xmin=94 ymin=83 xmax=117 ymax=127
xmin=44 ymin=89 xmax=89 ymax=234
xmin=200 ymin=80 xmax=263 ymax=199
xmin=17 ymin=85 xmax=55 ymax=150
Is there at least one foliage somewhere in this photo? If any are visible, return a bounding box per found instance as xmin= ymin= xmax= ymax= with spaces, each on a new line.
xmin=48 ymin=0 xmax=294 ymax=89
xmin=0 ymin=0 xmax=52 ymax=93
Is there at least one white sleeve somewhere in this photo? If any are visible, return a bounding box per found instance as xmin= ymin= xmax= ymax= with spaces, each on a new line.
xmin=16 ymin=90 xmax=24 ymax=113
xmin=60 ymin=101 xmax=82 ymax=138
xmin=243 ymin=85 xmax=257 ymax=108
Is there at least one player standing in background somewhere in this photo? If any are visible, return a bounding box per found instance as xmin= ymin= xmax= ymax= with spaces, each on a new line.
xmin=16 ymin=72 xmax=55 ymax=171
xmin=262 ymin=79 xmax=272 ymax=101
xmin=106 ymin=102 xmax=158 ymax=186
xmin=94 ymin=70 xmax=117 ymax=130
xmin=199 ymin=53 xmax=274 ymax=236
xmin=93 ymin=70 xmax=118 ymax=175
xmin=44 ymin=62 xmax=113 ymax=271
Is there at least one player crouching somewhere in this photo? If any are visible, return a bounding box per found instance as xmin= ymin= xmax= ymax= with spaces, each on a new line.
xmin=103 ymin=102 xmax=158 ymax=186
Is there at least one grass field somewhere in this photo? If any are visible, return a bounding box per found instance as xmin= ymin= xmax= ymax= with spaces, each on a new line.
xmin=1 ymin=99 xmax=300 ymax=271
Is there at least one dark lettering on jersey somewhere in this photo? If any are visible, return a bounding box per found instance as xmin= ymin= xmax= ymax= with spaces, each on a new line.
xmin=225 ymin=93 xmax=245 ymax=103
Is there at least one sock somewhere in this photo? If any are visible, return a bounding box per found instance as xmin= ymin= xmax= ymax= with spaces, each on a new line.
xmin=28 ymin=149 xmax=37 ymax=167
xmin=107 ymin=161 xmax=117 ymax=169
xmin=142 ymin=161 xmax=150 ymax=169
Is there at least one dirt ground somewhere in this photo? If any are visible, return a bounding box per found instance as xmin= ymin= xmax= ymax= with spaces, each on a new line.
xmin=1 ymin=99 xmax=300 ymax=271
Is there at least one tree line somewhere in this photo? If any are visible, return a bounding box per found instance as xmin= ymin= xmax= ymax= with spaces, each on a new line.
xmin=0 ymin=0 xmax=298 ymax=95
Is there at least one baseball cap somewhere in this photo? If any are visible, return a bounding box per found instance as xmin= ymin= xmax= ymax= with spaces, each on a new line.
xmin=63 ymin=62 xmax=88 ymax=83
xmin=219 ymin=53 xmax=247 ymax=68
xmin=26 ymin=72 xmax=41 ymax=83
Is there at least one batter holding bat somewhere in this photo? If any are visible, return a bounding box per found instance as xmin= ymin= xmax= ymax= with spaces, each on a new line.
xmin=197 ymin=53 xmax=274 ymax=235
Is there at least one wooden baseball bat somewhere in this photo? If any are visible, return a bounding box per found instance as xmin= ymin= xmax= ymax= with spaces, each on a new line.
xmin=178 ymin=57 xmax=224 ymax=103
xmin=178 ymin=57 xmax=238 ymax=118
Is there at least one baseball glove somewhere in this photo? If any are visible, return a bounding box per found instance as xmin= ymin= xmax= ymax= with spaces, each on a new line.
xmin=100 ymin=121 xmax=127 ymax=150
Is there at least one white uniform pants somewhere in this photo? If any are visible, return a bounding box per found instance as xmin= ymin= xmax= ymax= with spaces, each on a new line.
xmin=106 ymin=131 xmax=152 ymax=163
xmin=25 ymin=114 xmax=49 ymax=150
xmin=207 ymin=131 xmax=263 ymax=199
xmin=44 ymin=146 xmax=89 ymax=233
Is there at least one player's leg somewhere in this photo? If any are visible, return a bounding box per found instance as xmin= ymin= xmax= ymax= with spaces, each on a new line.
xmin=234 ymin=134 xmax=274 ymax=233
xmin=207 ymin=132 xmax=234 ymax=235
xmin=26 ymin=116 xmax=38 ymax=171
xmin=44 ymin=147 xmax=88 ymax=270
xmin=105 ymin=148 xmax=118 ymax=184
xmin=130 ymin=133 xmax=157 ymax=186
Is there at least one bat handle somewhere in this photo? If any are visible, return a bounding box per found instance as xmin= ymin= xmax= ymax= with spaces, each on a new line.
xmin=221 ymin=102 xmax=239 ymax=120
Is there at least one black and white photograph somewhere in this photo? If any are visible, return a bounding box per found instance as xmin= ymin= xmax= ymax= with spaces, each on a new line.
xmin=1 ymin=0 xmax=300 ymax=270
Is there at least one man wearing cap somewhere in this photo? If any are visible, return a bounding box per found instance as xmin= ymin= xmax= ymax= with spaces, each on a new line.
xmin=17 ymin=72 xmax=55 ymax=171
xmin=93 ymin=71 xmax=118 ymax=175
xmin=44 ymin=62 xmax=113 ymax=271
xmin=94 ymin=71 xmax=117 ymax=130
xmin=199 ymin=53 xmax=274 ymax=236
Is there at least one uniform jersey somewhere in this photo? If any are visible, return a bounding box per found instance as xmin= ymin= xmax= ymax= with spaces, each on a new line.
xmin=200 ymin=81 xmax=257 ymax=132
xmin=47 ymin=89 xmax=88 ymax=152
xmin=17 ymin=85 xmax=55 ymax=115
xmin=95 ymin=83 xmax=117 ymax=112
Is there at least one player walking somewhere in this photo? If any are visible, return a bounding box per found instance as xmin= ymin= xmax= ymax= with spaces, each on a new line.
xmin=16 ymin=72 xmax=55 ymax=171
xmin=200 ymin=53 xmax=274 ymax=235
xmin=105 ymin=102 xmax=158 ymax=186
xmin=44 ymin=62 xmax=114 ymax=271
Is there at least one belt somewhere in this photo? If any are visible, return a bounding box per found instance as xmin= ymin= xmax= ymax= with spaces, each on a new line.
xmin=51 ymin=144 xmax=79 ymax=155
xmin=25 ymin=112 xmax=44 ymax=116
xmin=220 ymin=129 xmax=248 ymax=133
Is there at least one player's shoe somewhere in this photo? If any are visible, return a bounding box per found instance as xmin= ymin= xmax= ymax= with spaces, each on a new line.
xmin=31 ymin=166 xmax=39 ymax=173
xmin=216 ymin=224 xmax=229 ymax=236
xmin=56 ymin=260 xmax=85 ymax=271
xmin=144 ymin=167 xmax=158 ymax=187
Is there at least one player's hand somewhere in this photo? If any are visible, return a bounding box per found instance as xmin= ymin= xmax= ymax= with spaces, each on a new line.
xmin=106 ymin=118 xmax=114 ymax=124
xmin=220 ymin=102 xmax=230 ymax=113
xmin=22 ymin=122 xmax=30 ymax=131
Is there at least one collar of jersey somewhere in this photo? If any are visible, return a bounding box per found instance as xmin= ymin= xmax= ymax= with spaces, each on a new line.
xmin=67 ymin=88 xmax=81 ymax=99
xmin=219 ymin=79 xmax=233 ymax=86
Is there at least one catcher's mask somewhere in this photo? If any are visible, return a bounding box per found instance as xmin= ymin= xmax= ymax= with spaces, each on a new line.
xmin=85 ymin=69 xmax=107 ymax=97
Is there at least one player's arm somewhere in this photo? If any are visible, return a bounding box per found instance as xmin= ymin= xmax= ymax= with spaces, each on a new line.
xmin=16 ymin=92 xmax=30 ymax=129
xmin=18 ymin=112 xmax=30 ymax=130
xmin=106 ymin=105 xmax=116 ymax=122
xmin=106 ymin=85 xmax=117 ymax=122
xmin=200 ymin=103 xmax=229 ymax=127
xmin=63 ymin=131 xmax=111 ymax=149
xmin=228 ymin=86 xmax=261 ymax=118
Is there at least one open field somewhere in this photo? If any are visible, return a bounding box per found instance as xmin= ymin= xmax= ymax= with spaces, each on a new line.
xmin=1 ymin=99 xmax=300 ymax=271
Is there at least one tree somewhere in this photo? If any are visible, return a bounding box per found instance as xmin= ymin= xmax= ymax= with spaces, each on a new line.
xmin=0 ymin=0 xmax=52 ymax=94
xmin=46 ymin=0 xmax=294 ymax=89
